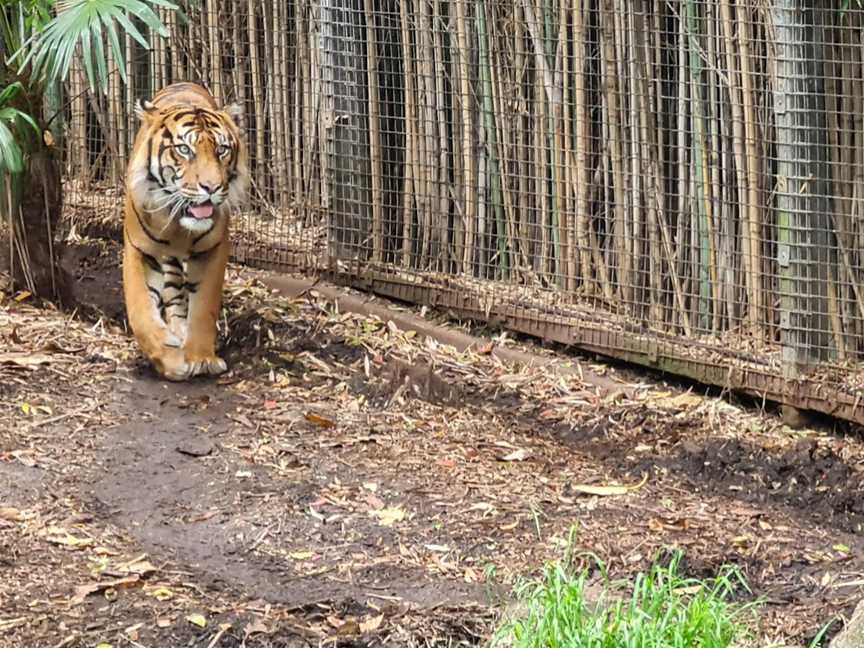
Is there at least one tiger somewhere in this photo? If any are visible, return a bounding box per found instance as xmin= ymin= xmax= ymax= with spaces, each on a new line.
xmin=122 ymin=82 xmax=249 ymax=381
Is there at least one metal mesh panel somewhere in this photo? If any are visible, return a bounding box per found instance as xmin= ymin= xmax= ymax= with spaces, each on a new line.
xmin=60 ymin=1 xmax=864 ymax=420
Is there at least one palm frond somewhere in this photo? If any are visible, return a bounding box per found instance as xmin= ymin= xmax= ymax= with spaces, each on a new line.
xmin=0 ymin=120 xmax=25 ymax=176
xmin=0 ymin=82 xmax=41 ymax=178
xmin=13 ymin=0 xmax=178 ymax=93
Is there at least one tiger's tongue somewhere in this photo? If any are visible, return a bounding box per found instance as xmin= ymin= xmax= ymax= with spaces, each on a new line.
xmin=189 ymin=204 xmax=214 ymax=220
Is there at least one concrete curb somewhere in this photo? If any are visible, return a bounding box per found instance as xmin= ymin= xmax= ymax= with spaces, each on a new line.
xmin=829 ymin=602 xmax=860 ymax=648
xmin=260 ymin=273 xmax=636 ymax=399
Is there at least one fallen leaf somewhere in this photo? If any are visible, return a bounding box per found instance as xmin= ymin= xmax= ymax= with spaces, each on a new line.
xmin=145 ymin=585 xmax=175 ymax=601
xmin=20 ymin=402 xmax=31 ymax=415
xmin=288 ymin=550 xmax=314 ymax=560
xmin=370 ymin=506 xmax=406 ymax=527
xmin=71 ymin=576 xmax=140 ymax=604
xmin=304 ymin=413 xmax=335 ymax=428
xmin=674 ymin=584 xmax=703 ymax=595
xmin=115 ymin=555 xmax=157 ymax=577
xmin=493 ymin=440 xmax=519 ymax=450
xmin=571 ymin=474 xmax=648 ymax=497
xmin=498 ymin=448 xmax=531 ymax=462
xmin=42 ymin=526 xmax=93 ymax=549
xmin=0 ymin=353 xmax=58 ymax=368
xmin=424 ymin=544 xmax=450 ymax=553
xmin=156 ymin=617 xmax=172 ymax=628
xmin=359 ymin=615 xmax=384 ymax=633
xmin=656 ymin=392 xmax=703 ymax=410
xmin=14 ymin=291 xmax=31 ymax=302
xmin=124 ymin=622 xmax=143 ymax=641
xmin=186 ymin=613 xmax=207 ymax=628
xmin=0 ymin=507 xmax=30 ymax=522
xmin=263 ymin=399 xmax=277 ymax=410
xmin=365 ymin=493 xmax=386 ymax=510
xmin=0 ymin=618 xmax=27 ymax=631
xmin=95 ymin=644 xmax=114 ymax=648
xmin=244 ymin=618 xmax=271 ymax=636
xmin=476 ymin=342 xmax=495 ymax=355
xmin=648 ymin=517 xmax=689 ymax=532
xmin=335 ymin=619 xmax=361 ymax=636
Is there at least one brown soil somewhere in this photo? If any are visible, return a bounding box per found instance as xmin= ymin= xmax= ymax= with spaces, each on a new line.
xmin=0 ymin=239 xmax=861 ymax=647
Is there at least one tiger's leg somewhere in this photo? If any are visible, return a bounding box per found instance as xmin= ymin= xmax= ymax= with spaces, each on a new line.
xmin=160 ymin=257 xmax=189 ymax=345
xmin=182 ymin=237 xmax=230 ymax=376
xmin=123 ymin=235 xmax=193 ymax=381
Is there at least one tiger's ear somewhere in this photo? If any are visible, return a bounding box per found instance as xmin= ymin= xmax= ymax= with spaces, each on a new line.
xmin=134 ymin=99 xmax=157 ymax=121
xmin=222 ymin=102 xmax=244 ymax=122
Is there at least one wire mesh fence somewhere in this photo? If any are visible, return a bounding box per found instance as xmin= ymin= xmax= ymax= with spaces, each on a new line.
xmin=61 ymin=0 xmax=864 ymax=416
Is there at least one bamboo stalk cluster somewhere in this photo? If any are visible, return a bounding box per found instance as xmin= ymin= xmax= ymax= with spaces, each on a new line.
xmin=61 ymin=0 xmax=864 ymax=363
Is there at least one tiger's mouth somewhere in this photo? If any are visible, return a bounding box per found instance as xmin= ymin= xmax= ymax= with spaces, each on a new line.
xmin=187 ymin=201 xmax=214 ymax=220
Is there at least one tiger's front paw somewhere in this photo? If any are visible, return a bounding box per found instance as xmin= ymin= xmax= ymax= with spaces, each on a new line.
xmin=185 ymin=353 xmax=228 ymax=377
xmin=152 ymin=347 xmax=194 ymax=381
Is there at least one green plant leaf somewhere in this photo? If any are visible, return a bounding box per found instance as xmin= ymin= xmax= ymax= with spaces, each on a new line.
xmin=12 ymin=0 xmax=178 ymax=93
xmin=0 ymin=82 xmax=24 ymax=107
xmin=0 ymin=121 xmax=25 ymax=175
xmin=13 ymin=110 xmax=40 ymax=138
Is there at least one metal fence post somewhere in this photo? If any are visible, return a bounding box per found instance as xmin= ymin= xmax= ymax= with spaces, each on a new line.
xmin=319 ymin=0 xmax=372 ymax=264
xmin=771 ymin=1 xmax=835 ymax=380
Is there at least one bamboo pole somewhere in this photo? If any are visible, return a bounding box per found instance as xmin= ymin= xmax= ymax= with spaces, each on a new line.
xmin=572 ymin=0 xmax=592 ymax=295
xmin=456 ymin=0 xmax=476 ymax=275
xmin=106 ymin=44 xmax=122 ymax=183
xmin=307 ymin=1 xmax=323 ymax=215
xmin=599 ymin=0 xmax=629 ymax=303
xmin=364 ymin=0 xmax=383 ymax=262
xmin=156 ymin=6 xmax=167 ymax=88
xmin=676 ymin=6 xmax=691 ymax=331
xmin=478 ymin=1 xmax=507 ymax=278
xmin=267 ymin=0 xmax=284 ymax=203
xmin=293 ymin=1 xmax=304 ymax=212
xmin=433 ymin=0 xmax=450 ymax=270
xmin=738 ymin=2 xmax=763 ymax=337
xmin=490 ymin=32 xmax=521 ymax=273
xmin=70 ymin=56 xmax=88 ymax=185
xmin=170 ymin=7 xmax=183 ymax=81
xmin=400 ymin=0 xmax=418 ymax=268
xmin=706 ymin=1 xmax=722 ymax=333
xmin=246 ymin=0 xmax=265 ymax=188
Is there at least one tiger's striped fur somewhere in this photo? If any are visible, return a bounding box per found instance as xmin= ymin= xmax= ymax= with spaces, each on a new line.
xmin=123 ymin=82 xmax=249 ymax=381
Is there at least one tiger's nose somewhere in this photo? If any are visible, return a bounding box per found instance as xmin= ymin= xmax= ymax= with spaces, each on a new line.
xmin=199 ymin=183 xmax=215 ymax=194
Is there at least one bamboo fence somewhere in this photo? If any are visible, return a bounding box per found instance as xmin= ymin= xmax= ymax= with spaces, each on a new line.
xmin=61 ymin=0 xmax=864 ymax=375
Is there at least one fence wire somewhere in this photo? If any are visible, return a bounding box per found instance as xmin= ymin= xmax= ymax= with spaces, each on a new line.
xmin=62 ymin=0 xmax=864 ymax=403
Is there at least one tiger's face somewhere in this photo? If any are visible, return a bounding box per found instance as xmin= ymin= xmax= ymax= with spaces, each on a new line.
xmin=129 ymin=100 xmax=249 ymax=234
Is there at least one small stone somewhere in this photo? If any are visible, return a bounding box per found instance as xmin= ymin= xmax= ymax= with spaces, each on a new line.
xmin=175 ymin=440 xmax=215 ymax=457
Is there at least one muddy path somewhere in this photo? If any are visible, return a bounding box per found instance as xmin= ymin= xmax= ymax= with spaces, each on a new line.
xmin=1 ymin=240 xmax=862 ymax=646
xmin=93 ymin=374 xmax=491 ymax=611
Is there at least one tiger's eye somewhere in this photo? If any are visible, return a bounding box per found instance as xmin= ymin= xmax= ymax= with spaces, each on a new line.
xmin=175 ymin=143 xmax=192 ymax=156
xmin=216 ymin=144 xmax=231 ymax=157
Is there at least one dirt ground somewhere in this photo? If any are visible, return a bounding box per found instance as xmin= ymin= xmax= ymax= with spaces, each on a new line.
xmin=1 ymin=238 xmax=864 ymax=647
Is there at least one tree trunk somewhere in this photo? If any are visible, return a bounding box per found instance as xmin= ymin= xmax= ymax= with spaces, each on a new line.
xmin=0 ymin=73 xmax=66 ymax=301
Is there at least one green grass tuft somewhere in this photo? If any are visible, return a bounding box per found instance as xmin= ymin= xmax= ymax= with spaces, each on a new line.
xmin=493 ymin=551 xmax=759 ymax=648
